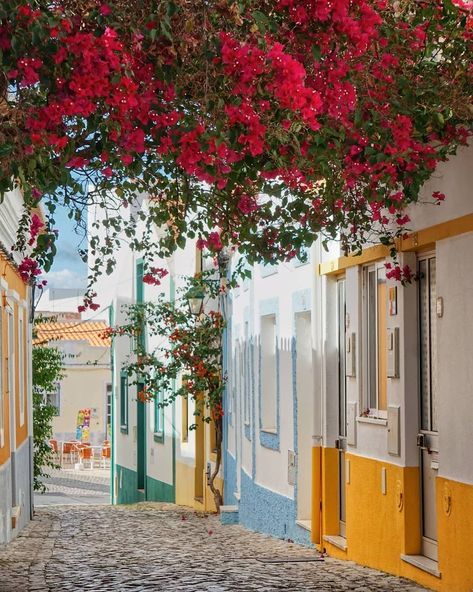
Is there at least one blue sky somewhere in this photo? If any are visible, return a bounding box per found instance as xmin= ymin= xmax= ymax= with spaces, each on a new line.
xmin=44 ymin=203 xmax=87 ymax=289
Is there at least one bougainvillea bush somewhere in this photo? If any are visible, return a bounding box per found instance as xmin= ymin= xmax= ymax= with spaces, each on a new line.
xmin=105 ymin=272 xmax=226 ymax=508
xmin=0 ymin=0 xmax=471 ymax=303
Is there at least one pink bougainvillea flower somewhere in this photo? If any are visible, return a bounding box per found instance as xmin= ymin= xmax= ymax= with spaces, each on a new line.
xmin=99 ymin=4 xmax=111 ymax=16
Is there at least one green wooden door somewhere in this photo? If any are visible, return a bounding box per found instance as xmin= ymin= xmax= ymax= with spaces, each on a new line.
xmin=136 ymin=261 xmax=146 ymax=497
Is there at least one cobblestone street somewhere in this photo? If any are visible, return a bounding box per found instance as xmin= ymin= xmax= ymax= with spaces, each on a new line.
xmin=0 ymin=503 xmax=428 ymax=592
xmin=34 ymin=468 xmax=110 ymax=507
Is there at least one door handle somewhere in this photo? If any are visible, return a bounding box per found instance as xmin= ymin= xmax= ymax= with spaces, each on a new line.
xmin=417 ymin=433 xmax=432 ymax=453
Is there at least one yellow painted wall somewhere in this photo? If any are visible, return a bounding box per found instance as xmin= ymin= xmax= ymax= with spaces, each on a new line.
xmin=1 ymin=259 xmax=28 ymax=466
xmin=0 ymin=302 xmax=11 ymax=466
xmin=15 ymin=304 xmax=28 ymax=448
xmin=176 ymin=459 xmax=224 ymax=513
xmin=436 ymin=477 xmax=473 ymax=592
xmin=175 ymin=460 xmax=199 ymax=509
xmin=314 ymin=450 xmax=473 ymax=591
xmin=51 ymin=366 xmax=109 ymax=442
xmin=321 ymin=447 xmax=339 ymax=537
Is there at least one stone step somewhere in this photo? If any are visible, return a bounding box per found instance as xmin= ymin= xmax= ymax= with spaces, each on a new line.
xmin=220 ymin=504 xmax=239 ymax=525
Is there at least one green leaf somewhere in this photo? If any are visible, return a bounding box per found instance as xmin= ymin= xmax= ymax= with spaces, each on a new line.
xmin=252 ymin=10 xmax=270 ymax=33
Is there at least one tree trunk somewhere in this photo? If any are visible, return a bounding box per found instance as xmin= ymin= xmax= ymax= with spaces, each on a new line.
xmin=208 ymin=417 xmax=223 ymax=512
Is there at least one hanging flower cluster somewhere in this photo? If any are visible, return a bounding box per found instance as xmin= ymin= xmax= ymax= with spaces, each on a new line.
xmin=107 ymin=272 xmax=226 ymax=423
xmin=0 ymin=0 xmax=471 ymax=301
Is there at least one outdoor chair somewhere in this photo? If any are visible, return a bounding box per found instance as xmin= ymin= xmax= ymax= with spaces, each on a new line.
xmin=48 ymin=439 xmax=60 ymax=462
xmin=78 ymin=444 xmax=94 ymax=469
xmin=61 ymin=441 xmax=80 ymax=467
xmin=101 ymin=442 xmax=111 ymax=468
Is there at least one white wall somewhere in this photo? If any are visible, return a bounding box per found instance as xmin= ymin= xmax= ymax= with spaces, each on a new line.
xmin=230 ymin=253 xmax=316 ymax=500
xmin=436 ymin=232 xmax=473 ymax=485
xmin=321 ymin=144 xmax=473 ymax=477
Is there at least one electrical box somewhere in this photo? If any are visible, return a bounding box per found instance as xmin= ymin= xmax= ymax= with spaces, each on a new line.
xmin=387 ymin=405 xmax=400 ymax=456
xmin=347 ymin=402 xmax=357 ymax=446
xmin=288 ymin=450 xmax=296 ymax=485
xmin=387 ymin=327 xmax=400 ymax=378
xmin=346 ymin=332 xmax=356 ymax=377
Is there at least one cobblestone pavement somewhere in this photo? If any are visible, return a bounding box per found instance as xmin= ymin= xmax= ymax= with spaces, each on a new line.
xmin=0 ymin=503 xmax=429 ymax=592
xmin=34 ymin=468 xmax=110 ymax=506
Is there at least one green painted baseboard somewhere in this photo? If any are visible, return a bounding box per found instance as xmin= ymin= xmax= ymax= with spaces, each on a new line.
xmin=116 ymin=464 xmax=175 ymax=504
xmin=116 ymin=465 xmax=139 ymax=504
xmin=146 ymin=475 xmax=175 ymax=503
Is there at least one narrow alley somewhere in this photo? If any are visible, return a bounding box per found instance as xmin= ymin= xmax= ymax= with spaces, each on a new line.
xmin=0 ymin=503 xmax=427 ymax=592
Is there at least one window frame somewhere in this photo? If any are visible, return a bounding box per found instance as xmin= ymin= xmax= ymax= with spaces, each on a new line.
xmin=18 ymin=308 xmax=25 ymax=426
xmin=119 ymin=369 xmax=129 ymax=433
xmin=362 ymin=263 xmax=388 ymax=419
xmin=260 ymin=312 xmax=278 ymax=432
xmin=105 ymin=383 xmax=112 ymax=439
xmin=418 ymin=253 xmax=438 ymax=433
xmin=46 ymin=382 xmax=61 ymax=416
xmin=7 ymin=306 xmax=16 ymax=431
xmin=153 ymin=389 xmax=165 ymax=443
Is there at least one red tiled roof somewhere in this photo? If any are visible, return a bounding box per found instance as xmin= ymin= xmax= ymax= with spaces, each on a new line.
xmin=34 ymin=321 xmax=110 ymax=347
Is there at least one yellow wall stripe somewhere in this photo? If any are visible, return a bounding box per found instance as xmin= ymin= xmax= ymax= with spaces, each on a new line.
xmin=319 ymin=213 xmax=473 ymax=276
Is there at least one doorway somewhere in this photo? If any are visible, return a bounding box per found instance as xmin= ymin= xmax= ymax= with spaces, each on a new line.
xmin=137 ymin=381 xmax=146 ymax=496
xmin=337 ymin=279 xmax=347 ymax=537
xmin=418 ymin=254 xmax=439 ymax=561
xmin=295 ymin=311 xmax=313 ymax=523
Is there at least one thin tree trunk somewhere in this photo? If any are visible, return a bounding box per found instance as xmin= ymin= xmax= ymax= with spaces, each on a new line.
xmin=208 ymin=417 xmax=223 ymax=512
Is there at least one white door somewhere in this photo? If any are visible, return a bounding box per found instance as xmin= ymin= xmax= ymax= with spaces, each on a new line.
xmin=337 ymin=279 xmax=347 ymax=537
xmin=7 ymin=309 xmax=17 ymax=506
xmin=418 ymin=255 xmax=439 ymax=561
xmin=295 ymin=311 xmax=313 ymax=521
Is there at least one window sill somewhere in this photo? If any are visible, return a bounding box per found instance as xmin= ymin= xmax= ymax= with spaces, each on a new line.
xmin=296 ymin=520 xmax=311 ymax=532
xmin=153 ymin=432 xmax=164 ymax=443
xmin=261 ymin=427 xmax=277 ymax=435
xmin=323 ymin=535 xmax=347 ymax=552
xmin=357 ymin=416 xmax=387 ymax=426
xmin=120 ymin=425 xmax=128 ymax=434
xmin=401 ymin=554 xmax=441 ymax=578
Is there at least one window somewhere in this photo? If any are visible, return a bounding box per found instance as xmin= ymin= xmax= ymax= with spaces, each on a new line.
xmin=18 ymin=310 xmax=25 ymax=426
xmin=7 ymin=308 xmax=15 ymax=426
xmin=181 ymin=395 xmax=188 ymax=443
xmin=243 ymin=322 xmax=250 ymax=425
xmin=260 ymin=262 xmax=278 ymax=278
xmin=154 ymin=390 xmax=164 ymax=437
xmin=362 ymin=265 xmax=387 ymax=417
xmin=0 ymin=300 xmax=4 ymax=447
xmin=293 ymin=245 xmax=311 ymax=268
xmin=46 ymin=383 xmax=61 ymax=416
xmin=209 ymin=416 xmax=218 ymax=454
xmin=120 ymin=370 xmax=128 ymax=432
xmin=419 ymin=255 xmax=438 ymax=433
xmin=260 ymin=314 xmax=277 ymax=430
xmin=106 ymin=383 xmax=112 ymax=438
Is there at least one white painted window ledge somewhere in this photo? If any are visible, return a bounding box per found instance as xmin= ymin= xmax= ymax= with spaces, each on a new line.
xmin=356 ymin=416 xmax=388 ymax=426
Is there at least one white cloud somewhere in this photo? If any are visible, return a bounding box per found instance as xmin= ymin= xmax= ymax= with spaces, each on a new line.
xmin=44 ymin=268 xmax=87 ymax=289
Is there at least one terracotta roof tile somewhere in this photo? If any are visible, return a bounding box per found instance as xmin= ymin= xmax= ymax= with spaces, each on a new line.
xmin=34 ymin=321 xmax=110 ymax=347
